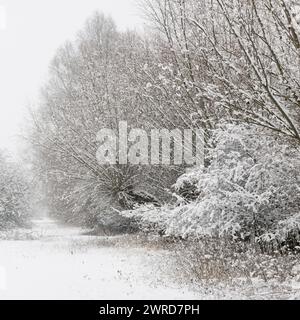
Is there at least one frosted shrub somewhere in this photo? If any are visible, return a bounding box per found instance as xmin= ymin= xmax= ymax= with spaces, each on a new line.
xmin=182 ymin=124 xmax=300 ymax=243
xmin=124 ymin=124 xmax=300 ymax=247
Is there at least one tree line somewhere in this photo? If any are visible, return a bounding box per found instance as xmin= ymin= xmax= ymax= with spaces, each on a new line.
xmin=29 ymin=0 xmax=300 ymax=246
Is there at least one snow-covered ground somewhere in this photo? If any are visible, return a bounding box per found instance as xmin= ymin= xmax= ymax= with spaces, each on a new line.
xmin=0 ymin=218 xmax=197 ymax=300
xmin=1 ymin=218 xmax=299 ymax=300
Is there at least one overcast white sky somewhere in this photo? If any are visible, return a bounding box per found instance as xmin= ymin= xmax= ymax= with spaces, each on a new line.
xmin=0 ymin=0 xmax=143 ymax=154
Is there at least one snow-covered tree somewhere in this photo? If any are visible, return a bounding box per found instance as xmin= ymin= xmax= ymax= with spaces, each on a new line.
xmin=141 ymin=0 xmax=300 ymax=143
xmin=30 ymin=13 xmax=175 ymax=226
xmin=0 ymin=152 xmax=30 ymax=229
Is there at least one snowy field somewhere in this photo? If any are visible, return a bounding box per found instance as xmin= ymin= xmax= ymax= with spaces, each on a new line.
xmin=0 ymin=218 xmax=197 ymax=300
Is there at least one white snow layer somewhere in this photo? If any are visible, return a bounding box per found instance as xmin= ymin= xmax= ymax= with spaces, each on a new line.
xmin=0 ymin=218 xmax=196 ymax=300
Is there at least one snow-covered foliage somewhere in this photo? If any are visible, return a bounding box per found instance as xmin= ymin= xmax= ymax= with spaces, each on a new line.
xmin=123 ymin=124 xmax=300 ymax=248
xmin=0 ymin=152 xmax=30 ymax=230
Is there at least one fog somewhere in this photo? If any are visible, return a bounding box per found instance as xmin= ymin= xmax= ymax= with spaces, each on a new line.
xmin=0 ymin=0 xmax=142 ymax=154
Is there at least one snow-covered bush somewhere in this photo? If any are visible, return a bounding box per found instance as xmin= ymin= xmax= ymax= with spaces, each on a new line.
xmin=0 ymin=153 xmax=30 ymax=230
xmin=122 ymin=204 xmax=174 ymax=236
xmin=123 ymin=124 xmax=300 ymax=247
xmin=184 ymin=124 xmax=300 ymax=242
